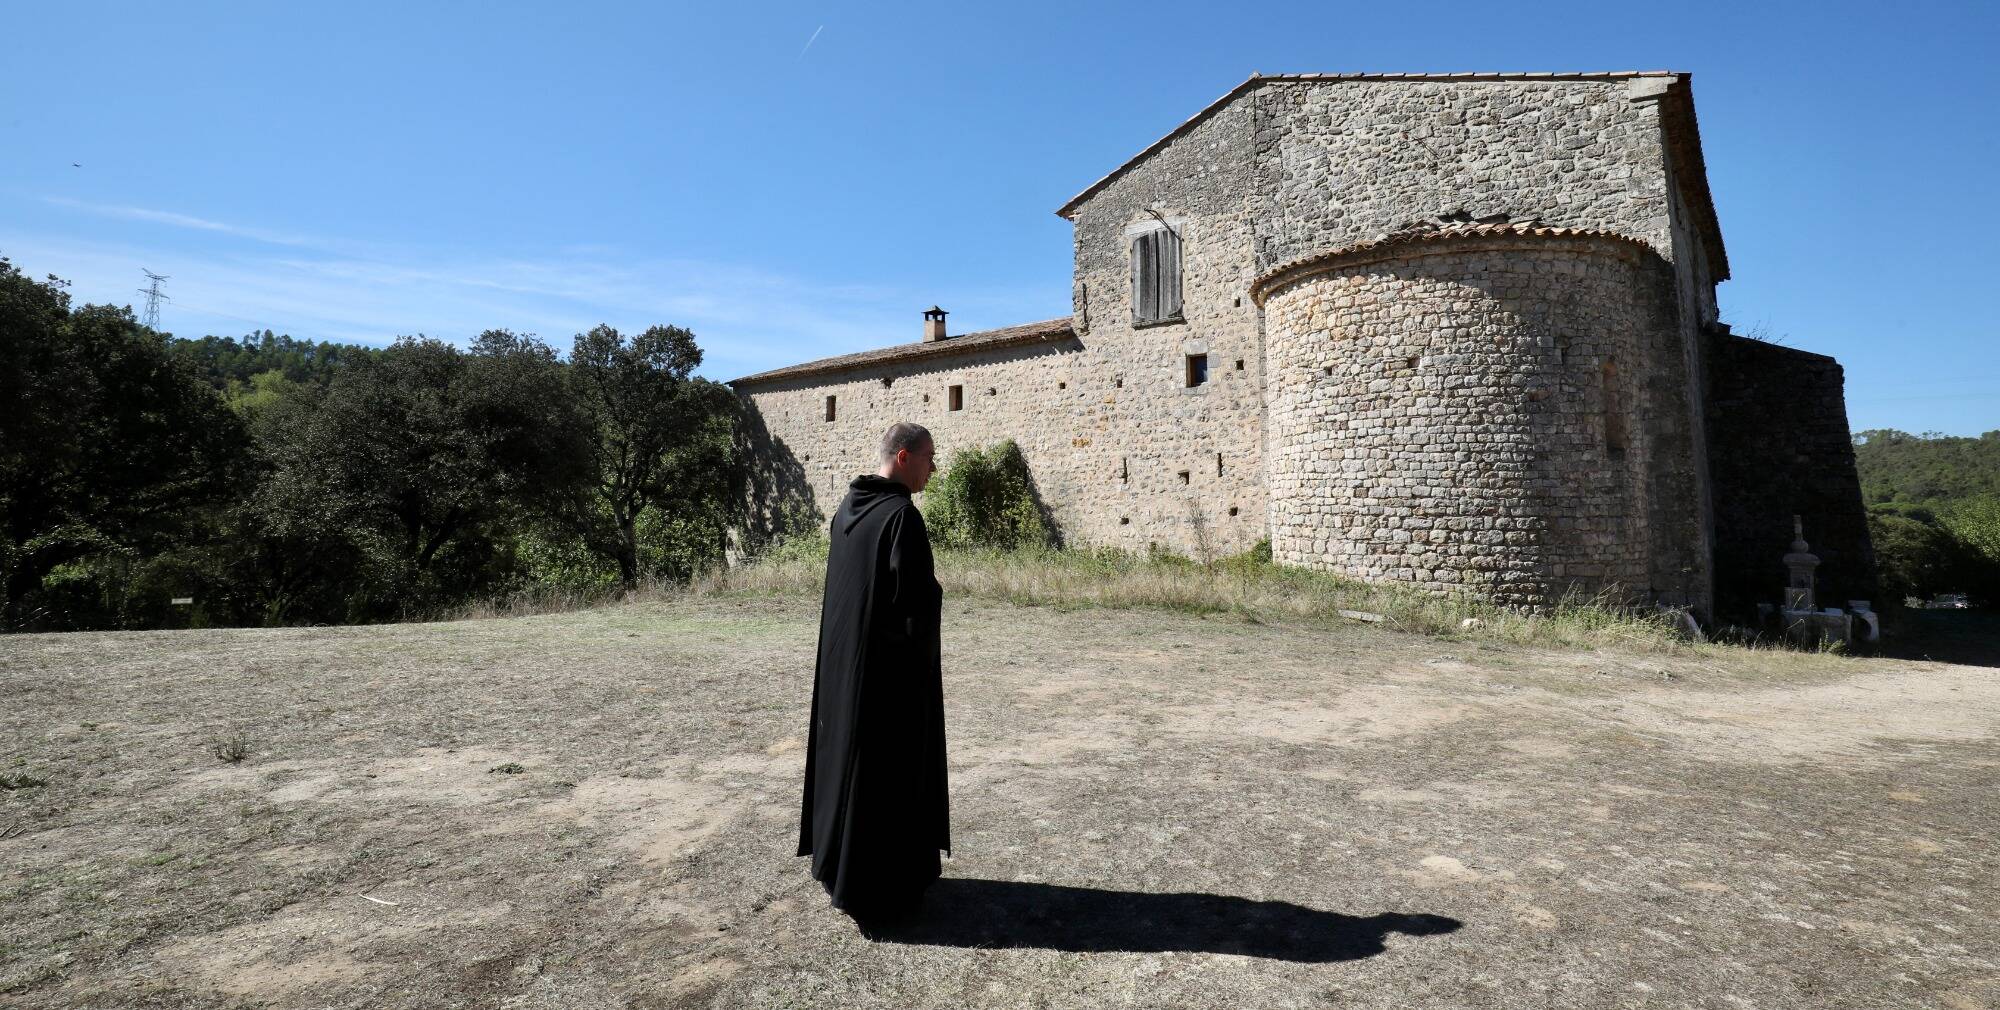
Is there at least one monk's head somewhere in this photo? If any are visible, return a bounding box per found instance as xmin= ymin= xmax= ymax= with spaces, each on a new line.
xmin=878 ymin=422 xmax=936 ymax=494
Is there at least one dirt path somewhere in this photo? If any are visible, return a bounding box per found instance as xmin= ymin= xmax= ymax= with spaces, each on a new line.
xmin=2 ymin=595 xmax=1995 ymax=1008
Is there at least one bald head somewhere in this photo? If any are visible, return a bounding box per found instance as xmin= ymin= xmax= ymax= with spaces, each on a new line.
xmin=879 ymin=422 xmax=932 ymax=465
xmin=878 ymin=422 xmax=936 ymax=493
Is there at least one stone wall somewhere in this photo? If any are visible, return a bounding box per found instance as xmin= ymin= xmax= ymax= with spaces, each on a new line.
xmin=1062 ymin=85 xmax=1272 ymax=557
xmin=1249 ymin=78 xmax=1681 ymax=273
xmin=1652 ymin=79 xmax=1724 ymax=610
xmin=735 ymin=326 xmax=1267 ymax=558
xmin=1257 ymin=233 xmax=1692 ymax=607
xmin=1704 ymin=331 xmax=1878 ymax=618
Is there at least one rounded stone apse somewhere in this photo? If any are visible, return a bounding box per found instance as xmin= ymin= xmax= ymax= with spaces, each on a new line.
xmin=1252 ymin=227 xmax=1679 ymax=608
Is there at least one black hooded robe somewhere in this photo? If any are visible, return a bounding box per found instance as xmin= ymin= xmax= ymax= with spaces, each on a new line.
xmin=798 ymin=474 xmax=950 ymax=915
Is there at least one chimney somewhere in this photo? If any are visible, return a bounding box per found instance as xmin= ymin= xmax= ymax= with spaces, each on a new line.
xmin=923 ymin=306 xmax=948 ymax=342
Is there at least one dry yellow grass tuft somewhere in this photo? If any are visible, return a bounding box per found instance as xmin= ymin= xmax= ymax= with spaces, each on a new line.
xmin=688 ymin=538 xmax=1686 ymax=654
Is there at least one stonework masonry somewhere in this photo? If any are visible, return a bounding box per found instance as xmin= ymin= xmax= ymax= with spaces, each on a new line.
xmin=730 ymin=72 xmax=1872 ymax=618
xmin=1256 ymin=232 xmax=1689 ymax=605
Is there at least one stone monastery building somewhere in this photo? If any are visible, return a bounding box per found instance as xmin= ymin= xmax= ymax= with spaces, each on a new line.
xmin=730 ymin=72 xmax=1874 ymax=618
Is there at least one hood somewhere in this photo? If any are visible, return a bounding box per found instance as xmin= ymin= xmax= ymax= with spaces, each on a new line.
xmin=838 ymin=474 xmax=912 ymax=533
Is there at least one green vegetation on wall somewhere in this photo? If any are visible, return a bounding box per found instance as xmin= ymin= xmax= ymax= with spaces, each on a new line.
xmin=920 ymin=439 xmax=1056 ymax=552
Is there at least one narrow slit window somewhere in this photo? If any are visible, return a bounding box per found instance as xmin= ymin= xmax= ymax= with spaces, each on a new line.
xmin=949 ymin=385 xmax=963 ymax=411
xmin=1120 ymin=457 xmax=1128 ymax=483
xmin=1185 ymin=353 xmax=1208 ymax=388
xmin=1216 ymin=452 xmax=1223 ymax=477
xmin=824 ymin=395 xmax=836 ymax=422
xmin=1602 ymin=359 xmax=1628 ymax=457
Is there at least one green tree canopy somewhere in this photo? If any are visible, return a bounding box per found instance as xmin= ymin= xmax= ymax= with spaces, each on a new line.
xmin=259 ymin=335 xmax=574 ymax=610
xmin=169 ymin=330 xmax=380 ymax=391
xmin=556 ymin=324 xmax=741 ymax=588
xmin=0 ymin=259 xmax=252 ymax=627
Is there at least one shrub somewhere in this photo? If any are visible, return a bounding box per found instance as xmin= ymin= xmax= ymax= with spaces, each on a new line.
xmin=920 ymin=440 xmax=1056 ymax=551
xmin=1869 ymin=502 xmax=2000 ymax=606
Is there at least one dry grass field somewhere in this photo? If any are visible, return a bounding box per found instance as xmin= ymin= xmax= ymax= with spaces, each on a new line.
xmin=2 ymin=586 xmax=1996 ymax=1008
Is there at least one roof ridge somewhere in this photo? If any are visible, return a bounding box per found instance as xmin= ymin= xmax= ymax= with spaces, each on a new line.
xmin=729 ymin=317 xmax=1074 ymax=387
xmin=1259 ymin=70 xmax=1680 ymax=80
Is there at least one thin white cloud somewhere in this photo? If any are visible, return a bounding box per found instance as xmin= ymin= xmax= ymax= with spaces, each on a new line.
xmin=42 ymin=196 xmax=314 ymax=247
xmin=801 ymin=24 xmax=824 ymax=57
xmin=0 ymin=229 xmax=1054 ymax=381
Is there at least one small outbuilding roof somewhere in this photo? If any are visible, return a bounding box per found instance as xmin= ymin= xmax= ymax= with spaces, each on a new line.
xmin=728 ymin=317 xmax=1076 ymax=388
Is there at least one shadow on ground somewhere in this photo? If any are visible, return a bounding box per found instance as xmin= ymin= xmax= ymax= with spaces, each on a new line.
xmin=866 ymin=878 xmax=1462 ymax=962
xmin=1876 ymin=608 xmax=2000 ymax=668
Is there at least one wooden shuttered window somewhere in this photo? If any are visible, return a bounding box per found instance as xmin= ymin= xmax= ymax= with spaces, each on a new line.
xmin=1130 ymin=225 xmax=1182 ymax=324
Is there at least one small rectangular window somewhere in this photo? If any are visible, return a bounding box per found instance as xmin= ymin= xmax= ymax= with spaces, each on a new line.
xmin=1185 ymin=353 xmax=1208 ymax=388
xmin=1131 ymin=224 xmax=1183 ymax=324
xmin=824 ymin=395 xmax=836 ymax=422
xmin=948 ymin=385 xmax=963 ymax=411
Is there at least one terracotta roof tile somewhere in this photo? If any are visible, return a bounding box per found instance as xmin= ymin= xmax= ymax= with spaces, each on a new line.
xmin=728 ymin=317 xmax=1076 ymax=387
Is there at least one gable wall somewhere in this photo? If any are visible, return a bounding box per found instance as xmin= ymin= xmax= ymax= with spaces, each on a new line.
xmin=1062 ymin=87 xmax=1272 ymax=557
xmin=1251 ymin=79 xmax=1679 ymax=271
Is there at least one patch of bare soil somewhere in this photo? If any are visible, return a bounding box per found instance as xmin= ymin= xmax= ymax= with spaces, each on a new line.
xmin=2 ymin=595 xmax=1996 ymax=1009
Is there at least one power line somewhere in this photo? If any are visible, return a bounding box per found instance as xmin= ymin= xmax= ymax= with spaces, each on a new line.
xmin=137 ymin=269 xmax=170 ymax=330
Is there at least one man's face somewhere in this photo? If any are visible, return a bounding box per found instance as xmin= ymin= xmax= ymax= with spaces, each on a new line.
xmin=900 ymin=438 xmax=937 ymax=493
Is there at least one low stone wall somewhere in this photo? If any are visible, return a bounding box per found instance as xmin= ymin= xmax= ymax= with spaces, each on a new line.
xmin=1258 ymin=232 xmax=1684 ymax=607
xmin=1703 ymin=331 xmax=1878 ymax=617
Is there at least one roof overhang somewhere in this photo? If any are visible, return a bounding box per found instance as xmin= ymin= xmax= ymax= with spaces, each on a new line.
xmin=728 ymin=318 xmax=1076 ymax=389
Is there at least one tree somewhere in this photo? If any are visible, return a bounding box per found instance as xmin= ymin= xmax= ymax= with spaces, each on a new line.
xmin=169 ymin=330 xmax=379 ymax=390
xmin=1939 ymin=495 xmax=2000 ymax=566
xmin=0 ymin=260 xmax=251 ymax=628
xmin=263 ymin=335 xmax=565 ymax=612
xmin=558 ymin=324 xmax=741 ymax=588
xmin=1867 ymin=509 xmax=1963 ymax=604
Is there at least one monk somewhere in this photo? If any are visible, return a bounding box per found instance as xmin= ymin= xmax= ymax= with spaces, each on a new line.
xmin=798 ymin=421 xmax=950 ymax=927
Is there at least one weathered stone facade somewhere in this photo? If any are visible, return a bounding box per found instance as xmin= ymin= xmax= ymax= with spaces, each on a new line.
xmin=730 ymin=72 xmax=1870 ymax=617
xmin=1255 ymin=229 xmax=1689 ymax=605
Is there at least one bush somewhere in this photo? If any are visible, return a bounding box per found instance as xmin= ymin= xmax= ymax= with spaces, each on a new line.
xmin=1869 ymin=502 xmax=2000 ymax=606
xmin=920 ymin=440 xmax=1056 ymax=551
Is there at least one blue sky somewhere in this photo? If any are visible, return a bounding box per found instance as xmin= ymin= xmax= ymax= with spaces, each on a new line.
xmin=3 ymin=0 xmax=1995 ymax=435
